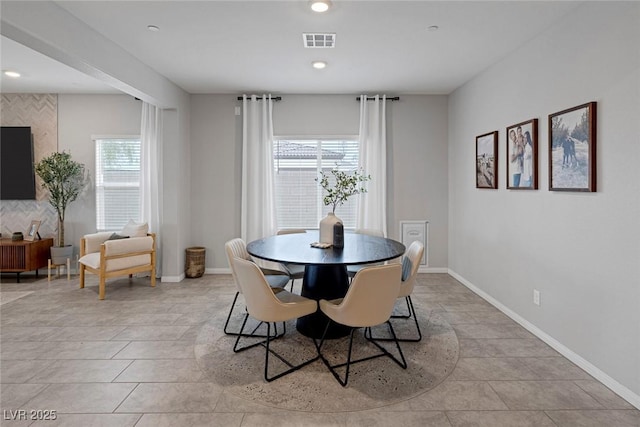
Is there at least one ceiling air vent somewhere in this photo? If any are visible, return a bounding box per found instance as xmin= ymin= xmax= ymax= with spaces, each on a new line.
xmin=303 ymin=33 xmax=336 ymax=48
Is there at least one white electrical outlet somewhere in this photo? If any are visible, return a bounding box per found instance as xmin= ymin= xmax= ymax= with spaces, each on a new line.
xmin=234 ymin=106 xmax=241 ymax=116
xmin=533 ymin=289 xmax=541 ymax=306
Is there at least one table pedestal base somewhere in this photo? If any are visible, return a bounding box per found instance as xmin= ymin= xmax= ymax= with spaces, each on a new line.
xmin=296 ymin=264 xmax=351 ymax=339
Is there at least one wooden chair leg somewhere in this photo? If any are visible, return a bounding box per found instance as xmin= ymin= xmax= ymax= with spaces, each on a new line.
xmin=79 ymin=264 xmax=85 ymax=288
xmin=151 ymin=271 xmax=156 ymax=287
xmin=99 ymin=276 xmax=106 ymax=300
xmin=48 ymin=259 xmax=52 ymax=282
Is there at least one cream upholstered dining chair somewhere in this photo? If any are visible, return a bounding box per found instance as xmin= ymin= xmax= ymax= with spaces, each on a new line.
xmin=276 ymin=229 xmax=306 ymax=291
xmin=394 ymin=240 xmax=425 ymax=341
xmin=232 ymin=256 xmax=319 ymax=382
xmin=79 ymin=231 xmax=156 ymax=300
xmin=317 ymin=263 xmax=406 ymax=386
xmin=346 ymin=228 xmax=385 ymax=279
xmin=368 ymin=240 xmax=425 ymax=342
xmin=224 ymin=238 xmax=290 ymax=337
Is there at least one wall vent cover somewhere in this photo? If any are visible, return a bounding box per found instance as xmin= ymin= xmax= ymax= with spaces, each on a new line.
xmin=302 ymin=33 xmax=336 ymax=48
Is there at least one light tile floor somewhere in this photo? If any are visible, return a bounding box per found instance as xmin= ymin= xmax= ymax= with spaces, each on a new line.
xmin=0 ymin=272 xmax=637 ymax=427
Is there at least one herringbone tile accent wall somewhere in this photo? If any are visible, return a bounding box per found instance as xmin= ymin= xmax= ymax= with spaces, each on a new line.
xmin=1 ymin=94 xmax=58 ymax=240
xmin=0 ymin=200 xmax=57 ymax=239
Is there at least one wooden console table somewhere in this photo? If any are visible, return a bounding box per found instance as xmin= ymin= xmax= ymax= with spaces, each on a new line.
xmin=0 ymin=238 xmax=54 ymax=282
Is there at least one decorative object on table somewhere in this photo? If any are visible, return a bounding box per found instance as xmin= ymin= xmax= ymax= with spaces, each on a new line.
xmin=11 ymin=232 xmax=24 ymax=241
xmin=316 ymin=167 xmax=371 ymax=243
xmin=318 ymin=212 xmax=341 ymax=244
xmin=506 ymin=119 xmax=538 ymax=190
xmin=476 ymin=131 xmax=498 ymax=189
xmin=185 ymin=246 xmax=206 ymax=278
xmin=24 ymin=220 xmax=41 ymax=241
xmin=35 ymin=151 xmax=89 ymax=264
xmin=549 ymin=101 xmax=596 ymax=192
xmin=310 ymin=241 xmax=332 ymax=249
xmin=332 ymin=221 xmax=344 ymax=249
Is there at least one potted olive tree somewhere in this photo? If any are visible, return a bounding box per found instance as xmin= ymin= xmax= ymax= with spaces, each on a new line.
xmin=35 ymin=151 xmax=89 ymax=264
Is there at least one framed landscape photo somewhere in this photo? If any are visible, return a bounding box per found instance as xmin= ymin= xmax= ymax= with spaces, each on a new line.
xmin=506 ymin=119 xmax=538 ymax=190
xmin=476 ymin=131 xmax=498 ymax=189
xmin=25 ymin=220 xmax=41 ymax=241
xmin=549 ymin=102 xmax=597 ymax=192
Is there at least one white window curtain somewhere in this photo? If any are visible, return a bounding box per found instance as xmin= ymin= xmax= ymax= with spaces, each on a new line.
xmin=357 ymin=94 xmax=387 ymax=236
xmin=241 ymin=94 xmax=277 ymax=242
xmin=140 ymin=102 xmax=163 ymax=277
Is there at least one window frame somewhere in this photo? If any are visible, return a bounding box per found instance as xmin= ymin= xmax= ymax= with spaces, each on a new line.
xmin=272 ymin=135 xmax=360 ymax=230
xmin=93 ymin=134 xmax=142 ymax=232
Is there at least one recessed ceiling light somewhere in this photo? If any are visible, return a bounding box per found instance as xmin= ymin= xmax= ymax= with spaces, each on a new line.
xmin=311 ymin=1 xmax=331 ymax=13
xmin=3 ymin=71 xmax=21 ymax=78
xmin=427 ymin=25 xmax=439 ymax=32
xmin=147 ymin=25 xmax=160 ymax=32
xmin=312 ymin=61 xmax=327 ymax=69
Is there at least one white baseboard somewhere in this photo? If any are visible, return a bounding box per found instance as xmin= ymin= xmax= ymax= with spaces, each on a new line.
xmin=206 ymin=268 xmax=231 ymax=275
xmin=161 ymin=273 xmax=185 ymax=283
xmin=419 ymin=266 xmax=448 ymax=273
xmin=448 ymin=268 xmax=640 ymax=410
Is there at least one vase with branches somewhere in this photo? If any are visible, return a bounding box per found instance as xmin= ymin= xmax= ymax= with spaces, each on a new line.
xmin=35 ymin=151 xmax=89 ymax=261
xmin=316 ymin=167 xmax=371 ymax=243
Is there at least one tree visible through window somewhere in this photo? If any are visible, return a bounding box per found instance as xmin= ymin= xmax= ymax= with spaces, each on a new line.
xmin=95 ymin=138 xmax=141 ymax=231
xmin=273 ymin=139 xmax=359 ymax=230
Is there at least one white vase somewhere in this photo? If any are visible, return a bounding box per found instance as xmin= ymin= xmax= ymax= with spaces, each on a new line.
xmin=319 ymin=212 xmax=341 ymax=244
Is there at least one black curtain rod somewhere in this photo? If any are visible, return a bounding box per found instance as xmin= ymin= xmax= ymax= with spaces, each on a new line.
xmin=356 ymin=96 xmax=400 ymax=101
xmin=236 ymin=96 xmax=282 ymax=101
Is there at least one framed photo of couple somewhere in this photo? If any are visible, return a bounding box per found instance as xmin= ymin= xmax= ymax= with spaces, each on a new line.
xmin=506 ymin=119 xmax=538 ymax=190
xmin=548 ymin=102 xmax=597 ymax=192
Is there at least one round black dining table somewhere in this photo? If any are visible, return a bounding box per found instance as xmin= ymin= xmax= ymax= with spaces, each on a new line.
xmin=247 ymin=231 xmax=406 ymax=338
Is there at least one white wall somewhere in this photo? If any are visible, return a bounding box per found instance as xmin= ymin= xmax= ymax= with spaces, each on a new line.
xmin=190 ymin=94 xmax=448 ymax=270
xmin=448 ymin=2 xmax=640 ymax=402
xmin=58 ymin=94 xmax=142 ymax=258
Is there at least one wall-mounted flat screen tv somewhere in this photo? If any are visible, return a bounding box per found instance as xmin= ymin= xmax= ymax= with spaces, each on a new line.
xmin=1 ymin=126 xmax=36 ymax=200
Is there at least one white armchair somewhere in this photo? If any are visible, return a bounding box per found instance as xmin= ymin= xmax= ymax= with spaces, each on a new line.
xmin=79 ymin=232 xmax=156 ymax=300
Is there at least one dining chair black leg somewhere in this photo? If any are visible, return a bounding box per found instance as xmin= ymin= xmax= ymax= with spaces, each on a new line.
xmin=233 ymin=314 xmax=285 ymax=353
xmin=223 ymin=291 xmax=240 ymax=335
xmin=405 ymin=295 xmax=422 ymax=342
xmin=317 ymin=324 xmax=356 ymax=387
xmin=365 ymin=321 xmax=408 ymax=369
xmin=224 ymin=292 xmax=284 ymax=340
xmin=369 ymin=296 xmax=422 ymax=342
xmin=318 ymin=322 xmax=407 ymax=387
xmin=390 ymin=296 xmax=412 ymax=319
xmin=263 ymin=322 xmax=320 ymax=382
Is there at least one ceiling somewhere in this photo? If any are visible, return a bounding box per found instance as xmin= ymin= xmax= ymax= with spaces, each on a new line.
xmin=1 ymin=1 xmax=581 ymax=95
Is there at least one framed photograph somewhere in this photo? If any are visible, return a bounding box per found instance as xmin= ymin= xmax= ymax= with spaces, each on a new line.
xmin=506 ymin=119 xmax=538 ymax=190
xmin=25 ymin=220 xmax=41 ymax=241
xmin=549 ymin=102 xmax=597 ymax=192
xmin=476 ymin=131 xmax=498 ymax=189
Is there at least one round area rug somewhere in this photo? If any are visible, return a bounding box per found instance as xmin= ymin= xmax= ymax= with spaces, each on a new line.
xmin=194 ymin=296 xmax=458 ymax=412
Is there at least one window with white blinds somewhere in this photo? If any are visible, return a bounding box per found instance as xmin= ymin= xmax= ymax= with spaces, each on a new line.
xmin=95 ymin=137 xmax=141 ymax=231
xmin=273 ymin=139 xmax=359 ymax=230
